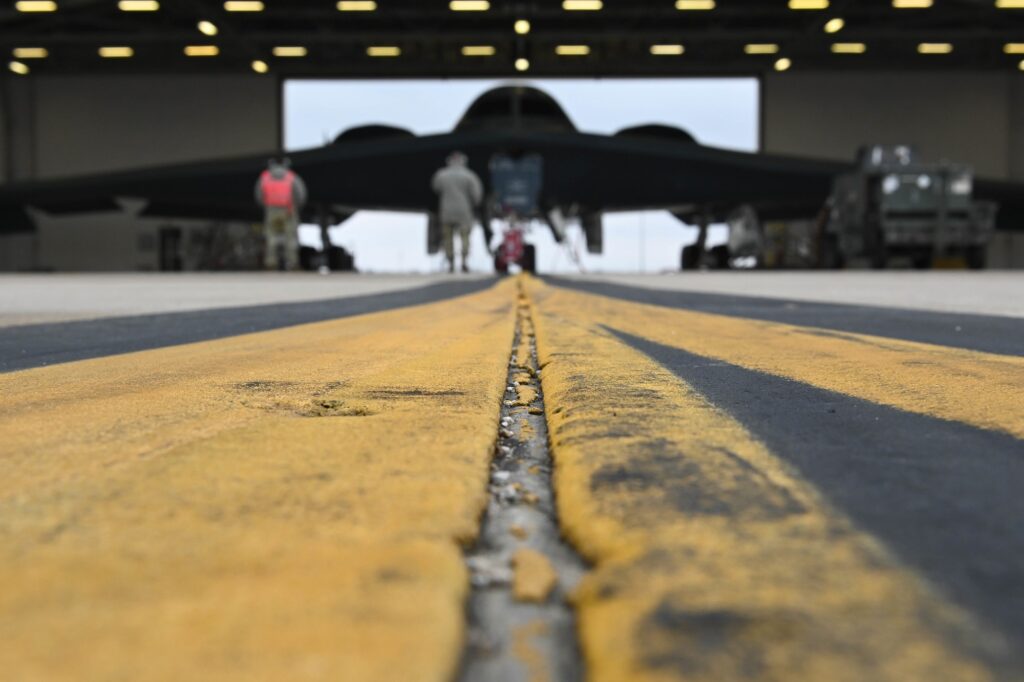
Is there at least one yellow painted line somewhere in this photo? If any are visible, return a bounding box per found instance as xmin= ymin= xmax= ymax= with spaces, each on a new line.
xmin=533 ymin=279 xmax=1024 ymax=439
xmin=0 ymin=280 xmax=516 ymax=681
xmin=523 ymin=276 xmax=1003 ymax=682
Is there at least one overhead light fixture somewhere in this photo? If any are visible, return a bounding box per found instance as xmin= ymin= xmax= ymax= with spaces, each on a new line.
xmin=563 ymin=0 xmax=602 ymax=10
xmin=676 ymin=0 xmax=715 ymax=9
xmin=824 ymin=17 xmax=844 ymax=32
xmin=831 ymin=42 xmax=866 ymax=53
xmin=997 ymin=0 xmax=1024 ymax=6
xmin=462 ymin=45 xmax=496 ymax=56
xmin=273 ymin=46 xmax=307 ymax=57
xmin=555 ymin=44 xmax=591 ymax=55
xmin=118 ymin=1 xmax=158 ymax=10
xmin=224 ymin=1 xmax=263 ymax=11
xmin=918 ymin=42 xmax=953 ymax=53
xmin=9 ymin=61 xmax=30 ymax=75
xmin=745 ymin=43 xmax=779 ymax=54
xmin=338 ymin=0 xmax=376 ymax=9
xmin=789 ymin=0 xmax=828 ymax=8
xmin=515 ymin=57 xmax=529 ymax=71
xmin=15 ymin=1 xmax=57 ymax=11
xmin=99 ymin=46 xmax=134 ymax=58
xmin=514 ymin=19 xmax=531 ymax=34
xmin=197 ymin=20 xmax=218 ymax=36
xmin=13 ymin=47 xmax=48 ymax=59
xmin=450 ymin=0 xmax=489 ymax=9
xmin=367 ymin=46 xmax=401 ymax=57
xmin=1005 ymin=43 xmax=1024 ymax=53
xmin=650 ymin=44 xmax=685 ymax=55
xmin=251 ymin=59 xmax=268 ymax=73
xmin=1020 ymin=58 xmax=1024 ymax=69
xmin=775 ymin=57 xmax=792 ymax=71
xmin=893 ymin=0 xmax=932 ymax=7
xmin=184 ymin=45 xmax=219 ymax=57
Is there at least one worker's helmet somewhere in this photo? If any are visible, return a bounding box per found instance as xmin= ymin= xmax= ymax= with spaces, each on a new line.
xmin=448 ymin=151 xmax=468 ymax=166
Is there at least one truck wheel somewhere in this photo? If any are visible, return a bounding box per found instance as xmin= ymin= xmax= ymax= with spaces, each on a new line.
xmin=820 ymin=235 xmax=845 ymax=270
xmin=519 ymin=244 xmax=537 ymax=273
xmin=965 ymin=246 xmax=987 ymax=270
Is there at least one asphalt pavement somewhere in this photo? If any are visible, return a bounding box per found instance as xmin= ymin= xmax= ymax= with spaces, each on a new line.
xmin=0 ymin=272 xmax=1021 ymax=682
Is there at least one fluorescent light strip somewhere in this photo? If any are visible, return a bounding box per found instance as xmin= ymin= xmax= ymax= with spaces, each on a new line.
xmin=338 ymin=0 xmax=377 ymax=9
xmin=461 ymin=45 xmax=496 ymax=56
xmin=563 ymin=0 xmax=602 ymax=10
xmin=789 ymin=0 xmax=828 ymax=9
xmin=273 ymin=46 xmax=307 ymax=57
xmin=775 ymin=57 xmax=792 ymax=71
xmin=450 ymin=0 xmax=489 ymax=9
xmin=918 ymin=42 xmax=953 ymax=53
xmin=119 ymin=0 xmax=159 ymax=10
xmin=198 ymin=20 xmax=218 ymax=36
xmin=99 ymin=46 xmax=134 ymax=58
xmin=224 ymin=1 xmax=263 ymax=11
xmin=367 ymin=46 xmax=401 ymax=57
xmin=555 ymin=44 xmax=591 ymax=55
xmin=650 ymin=44 xmax=685 ymax=55
xmin=184 ymin=45 xmax=219 ymax=57
xmin=745 ymin=43 xmax=779 ymax=54
xmin=824 ymin=17 xmax=844 ymax=32
xmin=996 ymin=0 xmax=1024 ymax=7
xmin=1005 ymin=43 xmax=1024 ymax=53
xmin=13 ymin=47 xmax=48 ymax=58
xmin=9 ymin=61 xmax=30 ymax=74
xmin=15 ymin=1 xmax=57 ymax=11
xmin=831 ymin=42 xmax=866 ymax=53
xmin=893 ymin=0 xmax=932 ymax=7
xmin=252 ymin=59 xmax=269 ymax=73
xmin=676 ymin=0 xmax=714 ymax=9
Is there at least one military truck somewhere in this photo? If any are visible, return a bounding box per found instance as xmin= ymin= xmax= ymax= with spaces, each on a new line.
xmin=820 ymin=145 xmax=995 ymax=269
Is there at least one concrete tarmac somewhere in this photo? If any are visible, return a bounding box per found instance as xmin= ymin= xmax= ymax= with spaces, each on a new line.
xmin=0 ymin=272 xmax=1021 ymax=681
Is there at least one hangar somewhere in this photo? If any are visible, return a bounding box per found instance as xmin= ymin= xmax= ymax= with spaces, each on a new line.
xmin=1 ymin=0 xmax=1023 ymax=270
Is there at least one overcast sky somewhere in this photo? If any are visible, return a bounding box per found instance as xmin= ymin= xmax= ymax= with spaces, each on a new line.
xmin=284 ymin=78 xmax=759 ymax=273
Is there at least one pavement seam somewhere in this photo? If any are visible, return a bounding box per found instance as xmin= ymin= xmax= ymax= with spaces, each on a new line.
xmin=459 ymin=277 xmax=587 ymax=682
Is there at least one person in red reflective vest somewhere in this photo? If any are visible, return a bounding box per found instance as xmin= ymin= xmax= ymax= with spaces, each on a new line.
xmin=255 ymin=157 xmax=307 ymax=270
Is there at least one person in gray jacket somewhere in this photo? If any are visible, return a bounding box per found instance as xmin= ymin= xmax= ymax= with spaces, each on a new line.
xmin=431 ymin=151 xmax=483 ymax=273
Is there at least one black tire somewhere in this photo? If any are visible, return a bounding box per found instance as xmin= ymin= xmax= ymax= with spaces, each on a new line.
xmin=819 ymin=234 xmax=845 ymax=270
xmin=519 ymin=244 xmax=537 ymax=273
xmin=870 ymin=245 xmax=888 ymax=270
xmin=708 ymin=245 xmax=731 ymax=270
xmin=493 ymin=252 xmax=509 ymax=275
xmin=966 ymin=245 xmax=987 ymax=270
xmin=681 ymin=244 xmax=701 ymax=271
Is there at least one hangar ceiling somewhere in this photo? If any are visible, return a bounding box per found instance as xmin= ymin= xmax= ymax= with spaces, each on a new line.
xmin=3 ymin=0 xmax=1024 ymax=77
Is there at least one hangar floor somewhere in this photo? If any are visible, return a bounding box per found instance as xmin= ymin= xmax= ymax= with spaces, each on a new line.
xmin=1 ymin=272 xmax=1020 ymax=329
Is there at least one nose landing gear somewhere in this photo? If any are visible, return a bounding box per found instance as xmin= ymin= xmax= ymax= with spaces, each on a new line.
xmin=493 ymin=220 xmax=537 ymax=274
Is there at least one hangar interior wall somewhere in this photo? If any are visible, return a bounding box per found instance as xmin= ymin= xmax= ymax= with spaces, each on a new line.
xmin=0 ymin=75 xmax=279 ymax=271
xmin=763 ymin=71 xmax=1024 ymax=267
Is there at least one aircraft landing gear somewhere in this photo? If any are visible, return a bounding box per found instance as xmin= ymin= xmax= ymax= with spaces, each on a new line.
xmin=494 ymin=219 xmax=536 ymax=274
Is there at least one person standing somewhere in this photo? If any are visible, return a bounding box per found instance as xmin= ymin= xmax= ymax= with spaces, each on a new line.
xmin=255 ymin=157 xmax=307 ymax=271
xmin=431 ymin=151 xmax=483 ymax=273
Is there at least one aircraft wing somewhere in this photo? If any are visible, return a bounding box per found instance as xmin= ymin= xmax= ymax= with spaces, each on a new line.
xmin=2 ymin=129 xmax=1021 ymax=232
